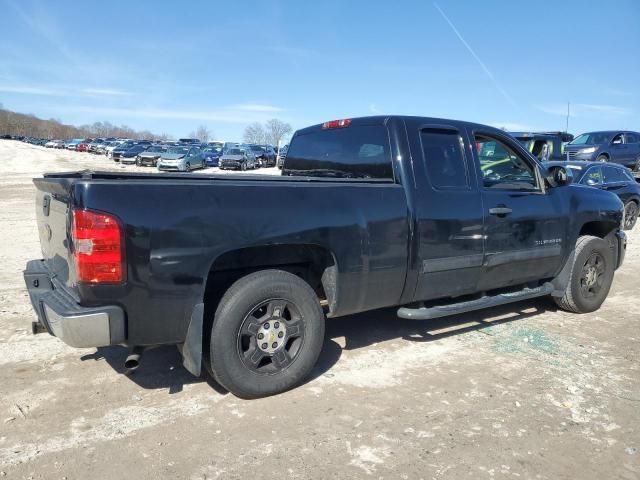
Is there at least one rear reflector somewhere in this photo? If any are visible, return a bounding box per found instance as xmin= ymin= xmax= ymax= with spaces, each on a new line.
xmin=321 ymin=118 xmax=352 ymax=129
xmin=72 ymin=209 xmax=124 ymax=283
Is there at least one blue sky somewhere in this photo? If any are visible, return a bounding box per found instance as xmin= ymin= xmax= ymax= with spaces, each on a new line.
xmin=1 ymin=0 xmax=638 ymax=140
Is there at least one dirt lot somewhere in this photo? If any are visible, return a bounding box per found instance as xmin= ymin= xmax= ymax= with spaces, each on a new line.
xmin=0 ymin=140 xmax=638 ymax=480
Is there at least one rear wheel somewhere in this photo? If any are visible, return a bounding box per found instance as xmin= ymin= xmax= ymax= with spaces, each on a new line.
xmin=554 ymin=235 xmax=614 ymax=313
xmin=207 ymin=270 xmax=325 ymax=398
xmin=624 ymin=201 xmax=638 ymax=230
xmin=596 ymin=154 xmax=609 ymax=163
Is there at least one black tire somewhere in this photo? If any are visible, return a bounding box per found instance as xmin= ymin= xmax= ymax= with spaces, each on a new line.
xmin=624 ymin=201 xmax=638 ymax=230
xmin=241 ymin=162 xmax=247 ymax=171
xmin=554 ymin=235 xmax=614 ymax=313
xmin=207 ymin=270 xmax=325 ymax=399
xmin=185 ymin=162 xmax=191 ymax=172
xmin=596 ymin=154 xmax=609 ymax=163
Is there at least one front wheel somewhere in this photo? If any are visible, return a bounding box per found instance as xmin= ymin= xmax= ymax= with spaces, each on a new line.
xmin=554 ymin=235 xmax=615 ymax=313
xmin=596 ymin=154 xmax=609 ymax=163
xmin=185 ymin=162 xmax=191 ymax=172
xmin=207 ymin=270 xmax=325 ymax=399
xmin=624 ymin=201 xmax=638 ymax=230
xmin=241 ymin=162 xmax=247 ymax=171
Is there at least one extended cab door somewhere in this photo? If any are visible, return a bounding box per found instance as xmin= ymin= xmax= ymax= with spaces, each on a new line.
xmin=469 ymin=129 xmax=569 ymax=291
xmin=408 ymin=124 xmax=485 ymax=301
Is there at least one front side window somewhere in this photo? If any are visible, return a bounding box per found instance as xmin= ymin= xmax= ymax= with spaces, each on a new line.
xmin=420 ymin=128 xmax=468 ymax=189
xmin=612 ymin=134 xmax=624 ymax=145
xmin=475 ymin=135 xmax=537 ymax=190
xmin=581 ymin=167 xmax=602 ymax=186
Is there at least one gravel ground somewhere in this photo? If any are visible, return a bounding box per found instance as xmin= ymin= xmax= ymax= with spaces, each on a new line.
xmin=0 ymin=140 xmax=638 ymax=480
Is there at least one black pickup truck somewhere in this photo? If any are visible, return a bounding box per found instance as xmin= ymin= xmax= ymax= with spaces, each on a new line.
xmin=24 ymin=116 xmax=627 ymax=398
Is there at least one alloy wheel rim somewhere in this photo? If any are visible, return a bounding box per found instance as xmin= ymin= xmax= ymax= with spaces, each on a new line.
xmin=236 ymin=298 xmax=305 ymax=375
xmin=625 ymin=203 xmax=637 ymax=228
xmin=579 ymin=252 xmax=605 ymax=298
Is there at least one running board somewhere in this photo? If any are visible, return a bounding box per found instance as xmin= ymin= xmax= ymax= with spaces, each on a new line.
xmin=397 ymin=282 xmax=554 ymax=320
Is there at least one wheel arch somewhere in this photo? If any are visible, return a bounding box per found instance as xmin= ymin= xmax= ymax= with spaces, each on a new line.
xmin=182 ymin=243 xmax=338 ymax=378
xmin=203 ymin=243 xmax=338 ymax=314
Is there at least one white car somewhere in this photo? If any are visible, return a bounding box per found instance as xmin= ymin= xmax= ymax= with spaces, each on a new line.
xmin=45 ymin=140 xmax=57 ymax=148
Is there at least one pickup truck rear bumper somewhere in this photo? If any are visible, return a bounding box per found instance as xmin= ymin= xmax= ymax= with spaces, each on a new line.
xmin=23 ymin=259 xmax=125 ymax=348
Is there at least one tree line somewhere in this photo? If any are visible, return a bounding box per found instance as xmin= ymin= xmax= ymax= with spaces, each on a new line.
xmin=0 ymin=102 xmax=293 ymax=146
xmin=0 ymin=104 xmax=167 ymax=140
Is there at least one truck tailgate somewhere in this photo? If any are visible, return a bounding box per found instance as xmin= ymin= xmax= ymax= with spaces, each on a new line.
xmin=33 ymin=177 xmax=76 ymax=287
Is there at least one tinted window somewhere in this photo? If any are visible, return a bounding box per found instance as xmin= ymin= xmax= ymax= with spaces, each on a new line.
xmin=570 ymin=132 xmax=613 ymax=145
xmin=603 ymin=166 xmax=627 ymax=183
xmin=420 ymin=129 xmax=468 ymax=189
xmin=580 ymin=167 xmax=602 ymax=185
xmin=476 ymin=135 xmax=537 ymax=190
xmin=284 ymin=125 xmax=392 ymax=179
xmin=625 ymin=133 xmax=639 ymax=144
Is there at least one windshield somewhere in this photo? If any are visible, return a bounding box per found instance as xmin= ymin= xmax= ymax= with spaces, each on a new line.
xmin=167 ymin=147 xmax=189 ymax=154
xmin=226 ymin=149 xmax=243 ymax=155
xmin=145 ymin=146 xmax=164 ymax=153
xmin=570 ymin=132 xmax=612 ymax=145
xmin=203 ymin=146 xmax=222 ymax=153
xmin=250 ymin=145 xmax=264 ymax=152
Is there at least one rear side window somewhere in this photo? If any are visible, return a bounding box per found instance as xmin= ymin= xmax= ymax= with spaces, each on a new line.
xmin=603 ymin=166 xmax=627 ymax=183
xmin=284 ymin=125 xmax=392 ymax=179
xmin=626 ymin=133 xmax=639 ymax=144
xmin=420 ymin=128 xmax=468 ymax=189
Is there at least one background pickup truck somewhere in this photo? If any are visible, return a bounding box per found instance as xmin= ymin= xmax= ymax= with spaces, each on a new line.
xmin=24 ymin=116 xmax=627 ymax=398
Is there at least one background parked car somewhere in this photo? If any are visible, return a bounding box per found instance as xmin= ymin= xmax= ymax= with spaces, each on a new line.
xmin=511 ymin=131 xmax=574 ymax=162
xmin=202 ymin=145 xmax=223 ymax=167
xmin=136 ymin=144 xmax=166 ymax=166
xmin=219 ymin=147 xmax=257 ymax=171
xmin=564 ymin=131 xmax=640 ymax=167
xmin=76 ymin=141 xmax=92 ymax=152
xmin=550 ymin=161 xmax=640 ymax=229
xmin=247 ymin=144 xmax=276 ymax=167
xmin=119 ymin=144 xmax=150 ymax=164
xmin=110 ymin=142 xmax=136 ymax=161
xmin=277 ymin=145 xmax=288 ymax=168
xmin=65 ymin=139 xmax=84 ymax=150
xmin=157 ymin=145 xmax=205 ymax=172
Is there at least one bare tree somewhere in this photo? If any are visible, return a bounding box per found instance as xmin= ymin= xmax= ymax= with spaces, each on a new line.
xmin=243 ymin=122 xmax=266 ymax=144
xmin=190 ymin=125 xmax=211 ymax=143
xmin=264 ymin=118 xmax=292 ymax=149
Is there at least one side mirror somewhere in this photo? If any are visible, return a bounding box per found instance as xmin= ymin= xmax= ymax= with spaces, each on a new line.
xmin=545 ymin=165 xmax=573 ymax=187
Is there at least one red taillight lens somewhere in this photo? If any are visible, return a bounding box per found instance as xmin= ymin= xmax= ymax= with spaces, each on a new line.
xmin=321 ymin=118 xmax=352 ymax=129
xmin=72 ymin=209 xmax=124 ymax=283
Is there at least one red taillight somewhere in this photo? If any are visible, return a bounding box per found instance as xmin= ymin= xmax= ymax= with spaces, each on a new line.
xmin=321 ymin=118 xmax=352 ymax=129
xmin=72 ymin=209 xmax=124 ymax=283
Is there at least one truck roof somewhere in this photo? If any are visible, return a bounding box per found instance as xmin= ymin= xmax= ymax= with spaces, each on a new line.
xmin=294 ymin=115 xmax=508 ymax=136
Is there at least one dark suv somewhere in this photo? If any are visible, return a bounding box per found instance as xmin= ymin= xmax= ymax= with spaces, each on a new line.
xmin=511 ymin=131 xmax=574 ymax=162
xmin=564 ymin=131 xmax=640 ymax=168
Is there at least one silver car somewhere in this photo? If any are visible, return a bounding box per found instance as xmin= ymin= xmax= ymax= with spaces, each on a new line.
xmin=219 ymin=148 xmax=257 ymax=171
xmin=157 ymin=145 xmax=205 ymax=172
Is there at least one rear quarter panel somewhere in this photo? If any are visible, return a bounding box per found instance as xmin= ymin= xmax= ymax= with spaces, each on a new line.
xmin=72 ymin=178 xmax=409 ymax=345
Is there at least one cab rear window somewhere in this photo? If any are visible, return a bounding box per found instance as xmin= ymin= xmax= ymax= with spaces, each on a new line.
xmin=283 ymin=125 xmax=393 ymax=179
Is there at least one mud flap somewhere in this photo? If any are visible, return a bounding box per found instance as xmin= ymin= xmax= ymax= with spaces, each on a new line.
xmin=551 ymin=249 xmax=576 ymax=297
xmin=181 ymin=302 xmax=204 ymax=377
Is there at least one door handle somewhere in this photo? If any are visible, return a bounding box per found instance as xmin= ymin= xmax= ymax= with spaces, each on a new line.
xmin=489 ymin=206 xmax=512 ymax=216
